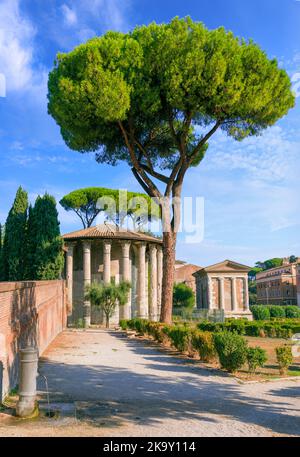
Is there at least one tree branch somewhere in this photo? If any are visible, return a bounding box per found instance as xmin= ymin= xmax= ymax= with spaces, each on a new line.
xmin=188 ymin=120 xmax=222 ymax=165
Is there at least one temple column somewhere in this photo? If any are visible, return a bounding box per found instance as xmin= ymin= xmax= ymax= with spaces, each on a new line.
xmin=244 ymin=277 xmax=249 ymax=310
xmin=66 ymin=242 xmax=75 ymax=315
xmin=83 ymin=240 xmax=92 ymax=327
xmin=207 ymin=277 xmax=213 ymax=309
xmin=120 ymin=241 xmax=131 ymax=320
xmin=149 ymin=245 xmax=158 ymax=321
xmin=157 ymin=246 xmax=163 ymax=318
xmin=137 ymin=242 xmax=147 ymax=318
xmin=103 ymin=240 xmax=112 ymax=284
xmin=231 ymin=277 xmax=238 ymax=311
xmin=219 ymin=277 xmax=225 ymax=311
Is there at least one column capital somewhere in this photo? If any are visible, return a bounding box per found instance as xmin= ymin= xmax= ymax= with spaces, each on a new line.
xmin=82 ymin=240 xmax=92 ymax=250
xmin=66 ymin=241 xmax=76 ymax=251
xmin=103 ymin=239 xmax=112 ymax=254
xmin=149 ymin=244 xmax=157 ymax=253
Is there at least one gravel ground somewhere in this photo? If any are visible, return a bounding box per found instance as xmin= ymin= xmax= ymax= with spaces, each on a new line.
xmin=0 ymin=329 xmax=299 ymax=437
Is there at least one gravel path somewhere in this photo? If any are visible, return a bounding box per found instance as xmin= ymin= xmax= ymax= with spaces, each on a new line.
xmin=1 ymin=329 xmax=300 ymax=437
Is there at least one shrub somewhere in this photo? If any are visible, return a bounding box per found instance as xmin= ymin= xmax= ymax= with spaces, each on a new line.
xmin=244 ymin=322 xmax=265 ymax=337
xmin=268 ymin=306 xmax=285 ymax=319
xmin=213 ymin=332 xmax=248 ymax=373
xmin=246 ymin=347 xmax=268 ymax=374
xmin=119 ymin=319 xmax=128 ymax=331
xmin=285 ymin=306 xmax=300 ymax=319
xmin=276 ymin=346 xmax=293 ymax=375
xmin=167 ymin=325 xmax=192 ymax=352
xmin=226 ymin=319 xmax=246 ymax=335
xmin=191 ymin=330 xmax=216 ymax=362
xmin=250 ymin=305 xmax=270 ymax=321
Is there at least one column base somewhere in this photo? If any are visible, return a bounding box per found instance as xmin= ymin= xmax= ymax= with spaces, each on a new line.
xmin=16 ymin=397 xmax=39 ymax=418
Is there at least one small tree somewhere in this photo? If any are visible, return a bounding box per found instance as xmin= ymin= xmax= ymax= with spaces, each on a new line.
xmin=85 ymin=281 xmax=131 ymax=328
xmin=214 ymin=331 xmax=248 ymax=373
xmin=2 ymin=186 xmax=28 ymax=281
xmin=173 ymin=283 xmax=195 ymax=310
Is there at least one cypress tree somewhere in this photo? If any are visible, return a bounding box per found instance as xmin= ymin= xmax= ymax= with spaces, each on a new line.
xmin=2 ymin=187 xmax=28 ymax=281
xmin=30 ymin=193 xmax=64 ymax=280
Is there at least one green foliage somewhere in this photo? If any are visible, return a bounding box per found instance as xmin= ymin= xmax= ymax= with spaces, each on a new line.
xmin=60 ymin=187 xmax=159 ymax=229
xmin=285 ymin=306 xmax=300 ymax=319
xmin=119 ymin=319 xmax=128 ymax=331
xmin=191 ymin=330 xmax=216 ymax=362
xmin=0 ymin=223 xmax=3 ymax=281
xmin=250 ymin=305 xmax=271 ymax=321
xmin=86 ymin=280 xmax=131 ymax=328
xmin=276 ymin=345 xmax=293 ymax=375
xmin=26 ymin=194 xmax=64 ymax=280
xmin=268 ymin=305 xmax=286 ymax=319
xmin=246 ymin=347 xmax=267 ymax=374
xmin=173 ymin=283 xmax=195 ymax=309
xmin=48 ymin=18 xmax=294 ymax=162
xmin=166 ymin=325 xmax=192 ymax=352
xmin=2 ymin=187 xmax=28 ymax=281
xmin=213 ymin=331 xmax=248 ymax=373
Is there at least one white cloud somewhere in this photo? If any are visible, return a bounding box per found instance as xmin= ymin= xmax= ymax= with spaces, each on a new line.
xmin=0 ymin=0 xmax=46 ymax=94
xmin=61 ymin=4 xmax=77 ymax=26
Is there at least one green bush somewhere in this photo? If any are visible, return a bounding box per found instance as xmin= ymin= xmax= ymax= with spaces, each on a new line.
xmin=213 ymin=332 xmax=248 ymax=373
xmin=119 ymin=319 xmax=128 ymax=331
xmin=244 ymin=321 xmax=265 ymax=337
xmin=250 ymin=305 xmax=270 ymax=321
xmin=191 ymin=330 xmax=216 ymax=362
xmin=226 ymin=319 xmax=246 ymax=335
xmin=246 ymin=347 xmax=268 ymax=374
xmin=268 ymin=306 xmax=285 ymax=319
xmin=167 ymin=325 xmax=192 ymax=352
xmin=276 ymin=346 xmax=293 ymax=375
xmin=285 ymin=306 xmax=300 ymax=319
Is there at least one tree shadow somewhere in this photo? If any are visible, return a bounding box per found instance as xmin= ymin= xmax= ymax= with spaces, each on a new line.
xmin=36 ymin=331 xmax=300 ymax=436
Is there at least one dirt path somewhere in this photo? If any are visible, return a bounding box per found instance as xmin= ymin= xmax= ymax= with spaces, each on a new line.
xmin=0 ymin=329 xmax=299 ymax=437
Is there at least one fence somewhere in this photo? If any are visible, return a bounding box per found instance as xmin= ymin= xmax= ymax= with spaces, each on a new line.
xmin=173 ymin=308 xmax=225 ymax=322
xmin=0 ymin=280 xmax=67 ymax=401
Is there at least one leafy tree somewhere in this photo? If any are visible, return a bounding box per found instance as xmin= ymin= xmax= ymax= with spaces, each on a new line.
xmin=248 ymin=267 xmax=263 ymax=280
xmin=173 ymin=283 xmax=195 ymax=309
xmin=60 ymin=187 xmax=159 ymax=229
xmin=85 ymin=281 xmax=131 ymax=328
xmin=289 ymin=255 xmax=298 ymax=263
xmin=48 ymin=17 xmax=295 ymax=323
xmin=26 ymin=194 xmax=64 ymax=280
xmin=2 ymin=187 xmax=28 ymax=281
xmin=263 ymin=258 xmax=283 ymax=270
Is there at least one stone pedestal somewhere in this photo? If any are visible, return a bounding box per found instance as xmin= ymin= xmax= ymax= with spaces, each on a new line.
xmin=16 ymin=347 xmax=38 ymax=418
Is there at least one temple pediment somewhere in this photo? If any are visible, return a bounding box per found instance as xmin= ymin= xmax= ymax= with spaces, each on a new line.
xmin=200 ymin=260 xmax=251 ymax=274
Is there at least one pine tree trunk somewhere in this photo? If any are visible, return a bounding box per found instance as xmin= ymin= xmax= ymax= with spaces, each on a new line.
xmin=106 ymin=315 xmax=110 ymax=329
xmin=160 ymin=230 xmax=176 ymax=324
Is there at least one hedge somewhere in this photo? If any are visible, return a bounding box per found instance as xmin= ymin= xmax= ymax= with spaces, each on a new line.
xmin=120 ymin=319 xmax=270 ymax=374
xmin=250 ymin=305 xmax=300 ymax=320
xmin=198 ymin=318 xmax=300 ymax=339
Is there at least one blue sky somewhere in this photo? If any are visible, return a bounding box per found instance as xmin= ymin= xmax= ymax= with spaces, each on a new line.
xmin=0 ymin=0 xmax=300 ymax=267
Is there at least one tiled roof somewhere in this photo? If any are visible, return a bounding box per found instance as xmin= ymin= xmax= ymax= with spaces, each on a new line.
xmin=63 ymin=223 xmax=163 ymax=244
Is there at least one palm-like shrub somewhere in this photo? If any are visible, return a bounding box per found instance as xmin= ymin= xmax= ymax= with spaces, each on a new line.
xmin=85 ymin=281 xmax=131 ymax=328
xmin=276 ymin=345 xmax=293 ymax=375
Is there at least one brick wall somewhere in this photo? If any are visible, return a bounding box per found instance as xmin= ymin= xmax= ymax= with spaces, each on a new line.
xmin=0 ymin=280 xmax=67 ymax=401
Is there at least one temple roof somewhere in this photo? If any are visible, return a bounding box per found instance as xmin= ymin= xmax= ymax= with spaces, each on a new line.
xmin=193 ymin=259 xmax=251 ymax=276
xmin=63 ymin=223 xmax=163 ymax=244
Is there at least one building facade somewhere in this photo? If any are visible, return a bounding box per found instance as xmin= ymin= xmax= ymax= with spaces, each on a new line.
xmin=256 ymin=260 xmax=299 ymax=306
xmin=174 ymin=261 xmax=202 ymax=295
xmin=63 ymin=224 xmax=163 ymax=327
xmin=193 ymin=260 xmax=252 ymax=319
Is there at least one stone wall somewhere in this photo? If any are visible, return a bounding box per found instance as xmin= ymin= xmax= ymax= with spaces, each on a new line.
xmin=0 ymin=280 xmax=67 ymax=401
